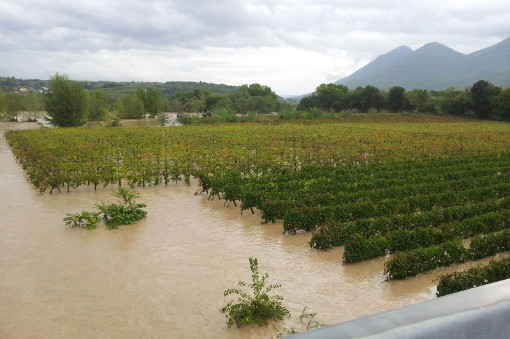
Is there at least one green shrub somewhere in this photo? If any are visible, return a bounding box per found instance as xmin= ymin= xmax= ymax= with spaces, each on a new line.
xmin=97 ymin=187 xmax=147 ymax=229
xmin=384 ymin=240 xmax=469 ymax=279
xmin=436 ymin=258 xmax=510 ymax=297
xmin=221 ymin=257 xmax=290 ymax=328
xmin=283 ymin=206 xmax=326 ymax=233
xmin=307 ymin=107 xmax=326 ymax=119
xmin=64 ymin=211 xmax=100 ymax=229
xmin=343 ymin=234 xmax=388 ymax=263
xmin=211 ymin=108 xmax=237 ymax=122
xmin=176 ymin=112 xmax=194 ymax=125
xmin=156 ymin=112 xmax=170 ymax=126
xmin=105 ymin=109 xmax=122 ymax=127
xmin=300 ymin=307 xmax=326 ymax=330
xmin=279 ymin=109 xmax=303 ymax=120
xmin=469 ymin=230 xmax=510 ymax=260
xmin=65 ymin=187 xmax=147 ymax=230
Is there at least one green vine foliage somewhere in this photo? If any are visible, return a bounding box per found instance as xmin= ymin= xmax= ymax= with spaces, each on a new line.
xmin=300 ymin=307 xmax=326 ymax=330
xmin=96 ymin=187 xmax=147 ymax=229
xmin=64 ymin=187 xmax=147 ymax=230
xmin=221 ymin=257 xmax=290 ymax=328
xmin=64 ymin=211 xmax=100 ymax=229
xmin=436 ymin=258 xmax=510 ymax=297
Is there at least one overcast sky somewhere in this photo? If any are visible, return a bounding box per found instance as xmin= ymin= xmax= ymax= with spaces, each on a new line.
xmin=1 ymin=0 xmax=509 ymax=95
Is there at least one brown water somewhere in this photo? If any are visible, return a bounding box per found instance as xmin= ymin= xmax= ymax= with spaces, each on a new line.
xmin=1 ymin=121 xmax=508 ymax=338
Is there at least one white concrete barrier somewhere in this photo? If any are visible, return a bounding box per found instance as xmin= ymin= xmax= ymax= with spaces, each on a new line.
xmin=287 ymin=279 xmax=510 ymax=338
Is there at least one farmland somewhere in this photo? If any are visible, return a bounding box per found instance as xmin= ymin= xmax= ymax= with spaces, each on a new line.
xmin=5 ymin=117 xmax=510 ymax=280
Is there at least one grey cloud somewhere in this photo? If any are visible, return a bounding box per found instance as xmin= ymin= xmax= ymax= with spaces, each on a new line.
xmin=1 ymin=0 xmax=510 ymax=94
xmin=4 ymin=0 xmax=510 ymax=52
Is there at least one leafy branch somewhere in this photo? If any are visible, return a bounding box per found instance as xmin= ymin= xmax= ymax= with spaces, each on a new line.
xmin=221 ymin=257 xmax=290 ymax=328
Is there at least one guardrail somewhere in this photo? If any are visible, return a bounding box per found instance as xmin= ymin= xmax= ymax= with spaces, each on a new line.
xmin=287 ymin=279 xmax=510 ymax=338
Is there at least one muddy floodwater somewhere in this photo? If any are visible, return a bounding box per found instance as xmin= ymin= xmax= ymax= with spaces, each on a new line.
xmin=1 ymin=122 xmax=508 ymax=338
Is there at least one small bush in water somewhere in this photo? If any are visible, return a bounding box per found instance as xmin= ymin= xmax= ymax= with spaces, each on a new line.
xmin=64 ymin=211 xmax=100 ymax=229
xmin=96 ymin=187 xmax=147 ymax=229
xmin=64 ymin=187 xmax=147 ymax=230
xmin=221 ymin=257 xmax=290 ymax=328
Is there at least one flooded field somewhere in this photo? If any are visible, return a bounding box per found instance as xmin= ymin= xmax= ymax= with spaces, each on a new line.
xmin=1 ymin=121 xmax=507 ymax=338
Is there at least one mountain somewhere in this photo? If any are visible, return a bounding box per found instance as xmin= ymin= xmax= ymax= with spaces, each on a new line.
xmin=464 ymin=37 xmax=510 ymax=87
xmin=339 ymin=45 xmax=412 ymax=85
xmin=334 ymin=37 xmax=510 ymax=90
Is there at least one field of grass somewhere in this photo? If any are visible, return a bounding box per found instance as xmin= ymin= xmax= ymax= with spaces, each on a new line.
xmin=5 ymin=116 xmax=510 ymax=284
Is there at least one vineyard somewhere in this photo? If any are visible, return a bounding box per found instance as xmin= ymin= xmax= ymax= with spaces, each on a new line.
xmin=5 ymin=117 xmax=510 ymax=285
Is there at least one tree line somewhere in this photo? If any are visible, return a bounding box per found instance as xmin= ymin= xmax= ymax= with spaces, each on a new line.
xmin=298 ymin=80 xmax=510 ymax=120
xmin=0 ymin=89 xmax=45 ymax=121
xmin=3 ymin=73 xmax=509 ymax=127
xmin=168 ymin=83 xmax=287 ymax=114
xmin=0 ymin=76 xmax=239 ymax=97
xmin=1 ymin=73 xmax=284 ymax=127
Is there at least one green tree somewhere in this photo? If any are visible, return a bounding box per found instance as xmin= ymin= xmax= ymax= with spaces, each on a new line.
xmin=247 ymin=83 xmax=275 ymax=97
xmin=205 ymin=93 xmax=232 ymax=112
xmin=296 ymin=94 xmax=315 ymax=111
xmin=0 ymin=88 xmax=7 ymax=119
xmin=136 ymin=88 xmax=148 ymax=113
xmin=388 ymin=86 xmax=407 ymax=112
xmin=345 ymin=87 xmax=363 ymax=111
xmin=494 ymin=88 xmax=510 ymax=120
xmin=168 ymin=97 xmax=185 ymax=112
xmin=22 ymin=92 xmax=44 ymax=121
xmin=45 ymin=74 xmax=89 ymax=127
xmin=145 ymin=88 xmax=165 ymax=117
xmin=471 ymin=80 xmax=501 ymax=119
xmin=6 ymin=92 xmax=23 ymax=121
xmin=233 ymin=84 xmax=278 ymax=113
xmin=314 ymin=83 xmax=348 ymax=112
xmin=278 ymin=101 xmax=294 ymax=112
xmin=360 ymin=86 xmax=384 ymax=112
xmin=406 ymin=89 xmax=432 ymax=113
xmin=23 ymin=92 xmax=43 ymax=112
xmin=440 ymin=90 xmax=471 ymax=116
xmin=185 ymin=89 xmax=207 ymax=112
xmin=122 ymin=91 xmax=145 ymax=119
xmin=88 ymin=89 xmax=110 ymax=121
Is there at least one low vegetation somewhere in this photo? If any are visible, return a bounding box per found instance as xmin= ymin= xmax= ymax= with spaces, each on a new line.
xmin=65 ymin=187 xmax=147 ymax=230
xmin=221 ymin=257 xmax=290 ymax=328
xmin=436 ymin=258 xmax=510 ymax=297
xmin=299 ymin=80 xmax=510 ymax=120
xmin=64 ymin=211 xmax=101 ymax=230
xmin=96 ymin=187 xmax=147 ymax=229
xmin=7 ymin=116 xmax=510 ymax=294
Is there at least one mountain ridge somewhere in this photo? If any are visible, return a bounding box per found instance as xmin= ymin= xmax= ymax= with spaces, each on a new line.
xmin=334 ymin=37 xmax=510 ymax=90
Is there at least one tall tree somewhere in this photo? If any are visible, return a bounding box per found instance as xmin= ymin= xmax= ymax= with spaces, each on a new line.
xmin=315 ymin=84 xmax=348 ymax=112
xmin=440 ymin=90 xmax=471 ymax=116
xmin=388 ymin=86 xmax=407 ymax=112
xmin=0 ymin=89 xmax=7 ymax=119
xmin=471 ymin=80 xmax=501 ymax=119
xmin=406 ymin=89 xmax=430 ymax=113
xmin=145 ymin=88 xmax=164 ymax=117
xmin=122 ymin=91 xmax=145 ymax=119
xmin=361 ymin=86 xmax=384 ymax=112
xmin=23 ymin=92 xmax=44 ymax=112
xmin=23 ymin=92 xmax=44 ymax=121
xmin=45 ymin=73 xmax=89 ymax=127
xmin=494 ymin=88 xmax=510 ymax=120
xmin=88 ymin=89 xmax=110 ymax=121
xmin=6 ymin=92 xmax=23 ymax=121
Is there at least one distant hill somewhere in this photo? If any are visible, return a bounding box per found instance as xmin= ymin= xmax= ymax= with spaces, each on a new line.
xmin=0 ymin=77 xmax=239 ymax=97
xmin=334 ymin=37 xmax=510 ymax=90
